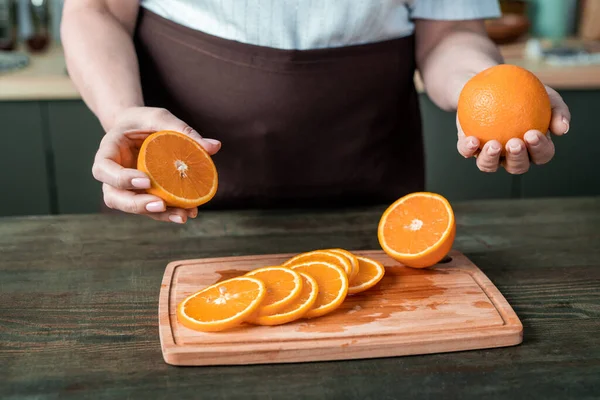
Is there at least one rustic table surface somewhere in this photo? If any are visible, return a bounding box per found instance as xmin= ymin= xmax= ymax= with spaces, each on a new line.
xmin=1 ymin=196 xmax=599 ymax=399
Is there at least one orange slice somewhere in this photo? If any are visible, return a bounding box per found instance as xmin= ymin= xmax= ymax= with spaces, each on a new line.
xmin=378 ymin=192 xmax=455 ymax=268
xmin=252 ymin=272 xmax=319 ymax=326
xmin=177 ymin=277 xmax=266 ymax=332
xmin=348 ymin=256 xmax=385 ymax=294
xmin=282 ymin=250 xmax=352 ymax=278
xmin=326 ymin=248 xmax=359 ymax=281
xmin=290 ymin=261 xmax=348 ymax=318
xmin=137 ymin=130 xmax=218 ymax=208
xmin=245 ymin=266 xmax=303 ymax=316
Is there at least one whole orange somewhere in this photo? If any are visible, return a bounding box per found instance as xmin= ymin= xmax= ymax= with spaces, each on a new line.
xmin=457 ymin=64 xmax=551 ymax=150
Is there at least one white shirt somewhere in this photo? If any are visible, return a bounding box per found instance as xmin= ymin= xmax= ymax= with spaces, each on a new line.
xmin=140 ymin=0 xmax=500 ymax=50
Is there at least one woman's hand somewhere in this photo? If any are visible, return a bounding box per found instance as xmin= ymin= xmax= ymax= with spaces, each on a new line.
xmin=92 ymin=107 xmax=221 ymax=223
xmin=457 ymin=85 xmax=571 ymax=174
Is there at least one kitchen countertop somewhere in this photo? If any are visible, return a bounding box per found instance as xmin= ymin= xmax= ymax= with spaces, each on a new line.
xmin=2 ymin=38 xmax=600 ymax=101
xmin=1 ymin=196 xmax=599 ymax=399
xmin=0 ymin=44 xmax=79 ymax=101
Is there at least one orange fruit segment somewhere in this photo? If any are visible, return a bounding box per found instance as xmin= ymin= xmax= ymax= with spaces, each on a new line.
xmin=457 ymin=64 xmax=551 ymax=151
xmin=137 ymin=130 xmax=218 ymax=208
xmin=290 ymin=261 xmax=348 ymax=319
xmin=245 ymin=266 xmax=303 ymax=316
xmin=326 ymin=248 xmax=359 ymax=281
xmin=378 ymin=192 xmax=455 ymax=269
xmin=348 ymin=256 xmax=385 ymax=294
xmin=177 ymin=277 xmax=266 ymax=332
xmin=282 ymin=250 xmax=353 ymax=278
xmin=251 ymin=272 xmax=319 ymax=326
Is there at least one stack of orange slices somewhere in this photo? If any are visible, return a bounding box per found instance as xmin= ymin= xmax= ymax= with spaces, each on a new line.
xmin=177 ymin=249 xmax=385 ymax=332
xmin=177 ymin=191 xmax=457 ymax=333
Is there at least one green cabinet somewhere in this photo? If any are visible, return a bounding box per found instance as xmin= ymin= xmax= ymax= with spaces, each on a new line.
xmin=46 ymin=101 xmax=104 ymax=214
xmin=420 ymin=90 xmax=600 ymax=201
xmin=0 ymin=100 xmax=103 ymax=216
xmin=521 ymin=90 xmax=600 ymax=198
xmin=419 ymin=95 xmax=514 ymax=201
xmin=0 ymin=90 xmax=598 ymax=217
xmin=0 ymin=102 xmax=51 ymax=216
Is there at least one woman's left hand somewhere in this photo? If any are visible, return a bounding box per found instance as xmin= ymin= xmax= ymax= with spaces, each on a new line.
xmin=456 ymin=85 xmax=571 ymax=174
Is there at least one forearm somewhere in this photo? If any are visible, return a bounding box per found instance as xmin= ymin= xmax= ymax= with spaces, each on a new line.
xmin=61 ymin=1 xmax=142 ymax=130
xmin=416 ymin=20 xmax=504 ymax=111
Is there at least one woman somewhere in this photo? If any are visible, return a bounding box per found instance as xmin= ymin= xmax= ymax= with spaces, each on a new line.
xmin=61 ymin=0 xmax=570 ymax=224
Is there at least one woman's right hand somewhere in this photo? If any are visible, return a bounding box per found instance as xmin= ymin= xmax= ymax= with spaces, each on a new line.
xmin=92 ymin=107 xmax=221 ymax=223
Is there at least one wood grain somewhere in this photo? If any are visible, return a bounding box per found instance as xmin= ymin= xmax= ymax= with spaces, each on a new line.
xmin=160 ymin=250 xmax=522 ymax=366
xmin=0 ymin=197 xmax=599 ymax=399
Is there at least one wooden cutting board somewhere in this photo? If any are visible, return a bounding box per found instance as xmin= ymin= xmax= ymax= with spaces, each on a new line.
xmin=159 ymin=250 xmax=522 ymax=366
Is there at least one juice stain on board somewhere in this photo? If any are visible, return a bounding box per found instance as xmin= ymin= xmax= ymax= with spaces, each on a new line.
xmin=297 ymin=264 xmax=449 ymax=333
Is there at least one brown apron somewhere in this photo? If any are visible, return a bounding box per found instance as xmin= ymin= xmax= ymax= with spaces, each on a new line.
xmin=133 ymin=8 xmax=424 ymax=210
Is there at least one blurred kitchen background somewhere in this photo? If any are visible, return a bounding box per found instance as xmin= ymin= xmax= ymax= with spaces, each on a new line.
xmin=1 ymin=0 xmax=599 ymax=217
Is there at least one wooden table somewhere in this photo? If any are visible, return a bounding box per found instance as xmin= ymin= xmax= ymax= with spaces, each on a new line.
xmin=1 ymin=197 xmax=599 ymax=399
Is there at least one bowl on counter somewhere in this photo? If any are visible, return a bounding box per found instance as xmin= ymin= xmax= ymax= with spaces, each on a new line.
xmin=486 ymin=14 xmax=530 ymax=44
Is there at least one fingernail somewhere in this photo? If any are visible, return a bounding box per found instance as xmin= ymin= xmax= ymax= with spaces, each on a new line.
xmin=562 ymin=118 xmax=569 ymax=134
xmin=509 ymin=143 xmax=522 ymax=154
xmin=169 ymin=215 xmax=184 ymax=224
xmin=204 ymin=138 xmax=221 ymax=146
xmin=488 ymin=144 xmax=501 ymax=156
xmin=467 ymin=139 xmax=478 ymax=150
xmin=525 ymin=132 xmax=539 ymax=145
xmin=146 ymin=201 xmax=164 ymax=212
xmin=132 ymin=178 xmax=151 ymax=189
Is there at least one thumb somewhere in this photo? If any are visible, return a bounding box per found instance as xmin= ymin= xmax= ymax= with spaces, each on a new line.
xmin=117 ymin=107 xmax=222 ymax=155
xmin=546 ymin=86 xmax=571 ymax=136
xmin=456 ymin=113 xmax=480 ymax=158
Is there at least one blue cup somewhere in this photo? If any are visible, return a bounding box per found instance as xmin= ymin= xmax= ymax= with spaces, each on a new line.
xmin=526 ymin=0 xmax=577 ymax=41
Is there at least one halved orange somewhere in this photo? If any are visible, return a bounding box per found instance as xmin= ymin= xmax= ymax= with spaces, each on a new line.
xmin=348 ymin=256 xmax=385 ymax=294
xmin=378 ymin=192 xmax=455 ymax=268
xmin=252 ymin=272 xmax=319 ymax=326
xmin=245 ymin=266 xmax=303 ymax=316
xmin=137 ymin=130 xmax=218 ymax=208
xmin=177 ymin=276 xmax=266 ymax=332
xmin=326 ymin=248 xmax=359 ymax=281
xmin=290 ymin=261 xmax=348 ymax=318
xmin=282 ymin=250 xmax=353 ymax=278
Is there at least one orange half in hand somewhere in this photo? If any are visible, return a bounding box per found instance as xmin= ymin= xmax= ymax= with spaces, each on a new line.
xmin=137 ymin=130 xmax=218 ymax=208
xmin=378 ymin=192 xmax=455 ymax=268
